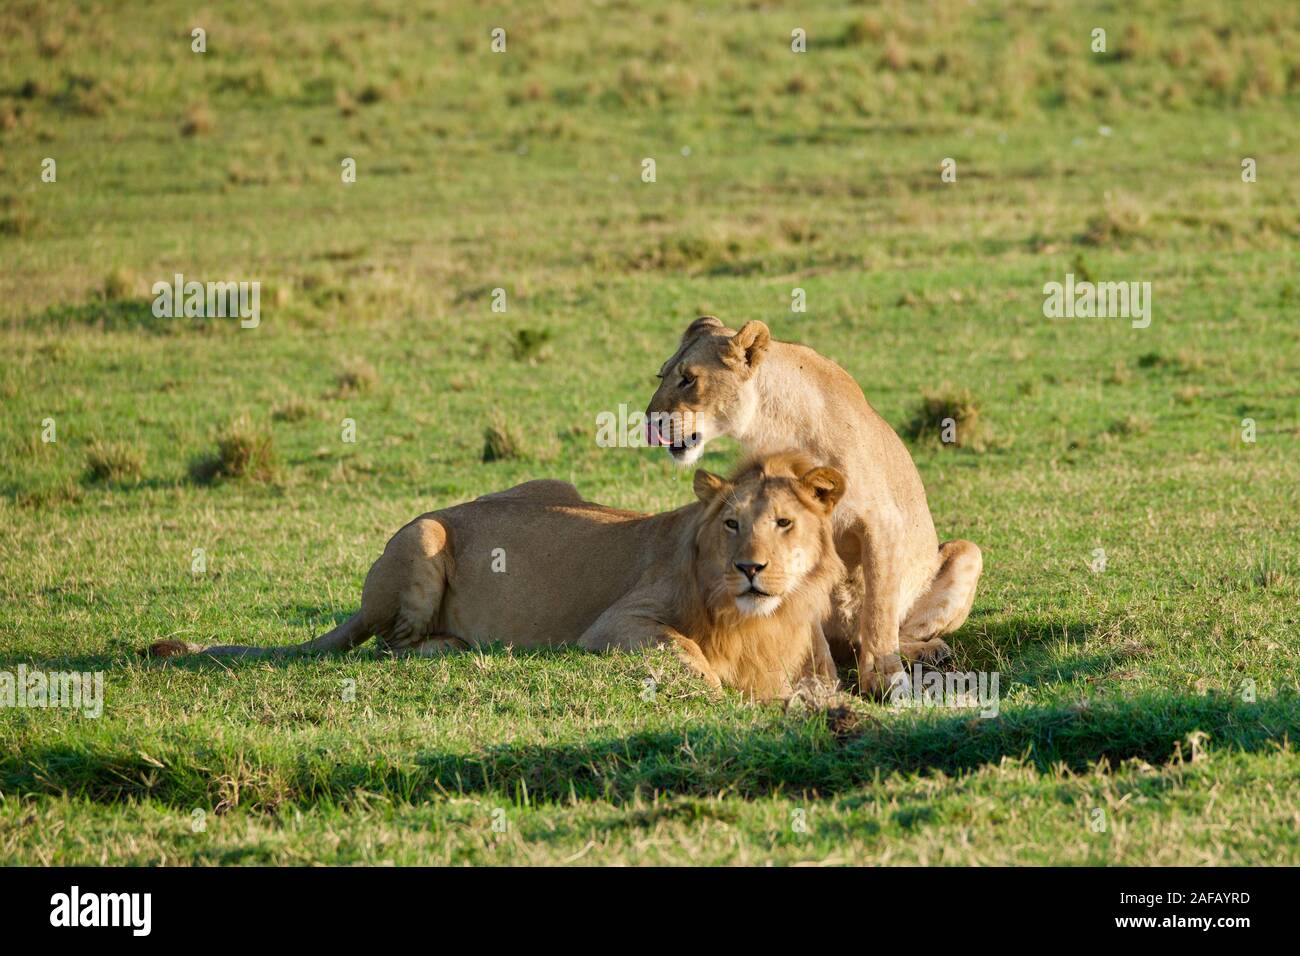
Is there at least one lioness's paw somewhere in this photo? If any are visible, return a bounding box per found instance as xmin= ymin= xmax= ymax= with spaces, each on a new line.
xmin=902 ymin=637 xmax=952 ymax=666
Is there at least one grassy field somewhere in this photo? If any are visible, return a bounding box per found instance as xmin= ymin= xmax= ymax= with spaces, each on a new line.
xmin=1 ymin=0 xmax=1298 ymax=865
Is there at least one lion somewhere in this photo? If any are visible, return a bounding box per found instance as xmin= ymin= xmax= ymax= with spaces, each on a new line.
xmin=645 ymin=316 xmax=983 ymax=697
xmin=147 ymin=452 xmax=848 ymax=701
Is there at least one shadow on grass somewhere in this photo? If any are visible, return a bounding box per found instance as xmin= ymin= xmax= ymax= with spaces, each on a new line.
xmin=3 ymin=691 xmax=1294 ymax=808
xmin=391 ymin=693 xmax=1295 ymax=800
xmin=24 ymin=298 xmax=220 ymax=335
xmin=0 ymin=638 xmax=579 ymax=674
xmin=0 ymin=474 xmax=189 ymax=509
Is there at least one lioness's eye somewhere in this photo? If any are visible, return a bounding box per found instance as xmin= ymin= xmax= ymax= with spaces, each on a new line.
xmin=679 ymin=374 xmax=695 ymax=388
xmin=723 ymin=518 xmax=739 ymax=531
xmin=776 ymin=518 xmax=792 ymax=529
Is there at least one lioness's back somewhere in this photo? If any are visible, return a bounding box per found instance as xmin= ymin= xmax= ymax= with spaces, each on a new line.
xmin=425 ymin=484 xmax=672 ymax=646
xmin=472 ymin=478 xmax=588 ymax=506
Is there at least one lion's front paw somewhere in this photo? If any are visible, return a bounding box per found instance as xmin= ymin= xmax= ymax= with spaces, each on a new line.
xmin=671 ymin=642 xmax=723 ymax=695
xmin=859 ymin=664 xmax=910 ymax=702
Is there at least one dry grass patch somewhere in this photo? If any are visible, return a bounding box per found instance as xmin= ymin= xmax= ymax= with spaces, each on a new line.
xmin=1246 ymin=548 xmax=1290 ymax=591
xmin=1106 ymin=413 xmax=1154 ymax=438
xmin=190 ymin=415 xmax=278 ymax=483
xmin=181 ymin=102 xmax=215 ymax=137
xmin=272 ymin=396 xmax=315 ymax=422
xmin=83 ymin=439 xmax=145 ymax=484
xmin=0 ymin=195 xmax=36 ymax=237
xmin=333 ymin=358 xmax=378 ymax=396
xmin=100 ymin=268 xmax=135 ymax=301
xmin=1080 ymin=194 xmax=1150 ymax=246
xmin=482 ymin=414 xmax=524 ymax=462
xmin=508 ymin=327 xmax=553 ymax=364
xmin=904 ymin=385 xmax=987 ymax=451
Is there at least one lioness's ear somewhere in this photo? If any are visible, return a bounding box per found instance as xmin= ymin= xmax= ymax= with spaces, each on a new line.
xmin=683 ymin=315 xmax=724 ymax=341
xmin=731 ymin=320 xmax=770 ymax=370
xmin=799 ymin=466 xmax=846 ymax=513
xmin=693 ymin=469 xmax=729 ymax=503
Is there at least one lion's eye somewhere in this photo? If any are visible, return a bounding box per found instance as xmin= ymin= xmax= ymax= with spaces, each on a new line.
xmin=723 ymin=518 xmax=739 ymax=531
xmin=776 ymin=518 xmax=792 ymax=529
xmin=679 ymin=372 xmax=695 ymax=388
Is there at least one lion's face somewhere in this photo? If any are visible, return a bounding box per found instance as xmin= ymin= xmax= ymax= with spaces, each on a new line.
xmin=646 ymin=316 xmax=769 ymax=467
xmin=692 ymin=456 xmax=845 ymax=618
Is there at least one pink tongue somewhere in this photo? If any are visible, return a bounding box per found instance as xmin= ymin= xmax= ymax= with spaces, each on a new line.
xmin=647 ymin=421 xmax=672 ymax=446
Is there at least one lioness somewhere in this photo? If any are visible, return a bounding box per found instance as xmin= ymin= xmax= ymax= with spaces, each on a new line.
xmin=148 ymin=453 xmax=846 ymax=700
xmin=645 ymin=316 xmax=983 ymax=697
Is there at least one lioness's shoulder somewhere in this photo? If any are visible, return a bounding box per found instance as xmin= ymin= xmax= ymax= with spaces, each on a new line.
xmin=774 ymin=339 xmax=865 ymax=400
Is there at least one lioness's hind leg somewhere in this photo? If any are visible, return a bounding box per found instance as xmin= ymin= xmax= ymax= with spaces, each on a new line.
xmin=900 ymin=540 xmax=982 ymax=642
xmin=364 ymin=517 xmax=452 ymax=651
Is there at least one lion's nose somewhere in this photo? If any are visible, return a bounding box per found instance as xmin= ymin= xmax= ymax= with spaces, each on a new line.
xmin=734 ymin=561 xmax=766 ymax=582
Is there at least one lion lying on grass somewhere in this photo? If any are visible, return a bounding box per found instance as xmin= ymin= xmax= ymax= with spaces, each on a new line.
xmin=148 ymin=452 xmax=847 ymax=700
xmin=646 ymin=316 xmax=984 ymax=697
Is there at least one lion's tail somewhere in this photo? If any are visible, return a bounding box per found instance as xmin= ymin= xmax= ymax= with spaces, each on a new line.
xmin=145 ymin=612 xmax=372 ymax=660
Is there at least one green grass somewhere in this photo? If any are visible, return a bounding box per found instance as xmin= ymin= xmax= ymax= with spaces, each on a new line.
xmin=1 ymin=0 xmax=1298 ymax=865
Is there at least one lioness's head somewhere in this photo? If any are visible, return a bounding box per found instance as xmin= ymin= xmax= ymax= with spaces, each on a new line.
xmin=691 ymin=452 xmax=845 ymax=618
xmin=646 ymin=315 xmax=769 ymax=466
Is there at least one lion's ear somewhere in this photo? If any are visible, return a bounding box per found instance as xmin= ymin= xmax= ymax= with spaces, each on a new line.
xmin=693 ymin=469 xmax=729 ymax=503
xmin=798 ymin=466 xmax=846 ymax=514
xmin=731 ymin=320 xmax=770 ymax=370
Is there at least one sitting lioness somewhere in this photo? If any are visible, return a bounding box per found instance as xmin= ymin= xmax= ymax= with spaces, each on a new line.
xmin=148 ymin=453 xmax=846 ymax=700
xmin=645 ymin=316 xmax=983 ymax=697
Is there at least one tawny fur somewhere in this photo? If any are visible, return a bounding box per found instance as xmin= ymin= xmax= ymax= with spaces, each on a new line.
xmin=670 ymin=453 xmax=843 ymax=698
xmin=646 ymin=316 xmax=984 ymax=696
xmin=147 ymin=453 xmax=846 ymax=701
